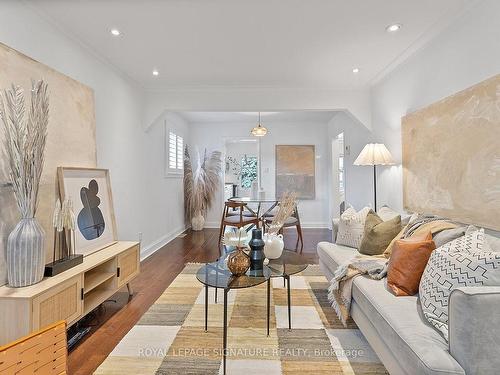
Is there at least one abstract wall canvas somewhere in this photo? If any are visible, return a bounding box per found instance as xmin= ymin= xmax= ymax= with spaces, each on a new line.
xmin=58 ymin=168 xmax=117 ymax=256
xmin=0 ymin=42 xmax=96 ymax=285
xmin=276 ymin=145 xmax=315 ymax=199
xmin=402 ymin=74 xmax=500 ymax=231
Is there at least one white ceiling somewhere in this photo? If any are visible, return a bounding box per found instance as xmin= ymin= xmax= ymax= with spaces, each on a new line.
xmin=178 ymin=111 xmax=337 ymax=123
xmin=29 ymin=0 xmax=470 ymax=90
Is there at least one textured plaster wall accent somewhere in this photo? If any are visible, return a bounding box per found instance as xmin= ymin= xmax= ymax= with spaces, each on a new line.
xmin=402 ymin=74 xmax=500 ymax=230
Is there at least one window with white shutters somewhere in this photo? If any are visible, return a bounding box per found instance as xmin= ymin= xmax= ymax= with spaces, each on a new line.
xmin=166 ymin=130 xmax=184 ymax=176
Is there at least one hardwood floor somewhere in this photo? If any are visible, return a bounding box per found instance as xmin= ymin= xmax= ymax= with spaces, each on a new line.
xmin=68 ymin=227 xmax=331 ymax=374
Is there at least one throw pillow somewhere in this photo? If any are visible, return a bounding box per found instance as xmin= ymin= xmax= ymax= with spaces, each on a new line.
xmin=419 ymin=229 xmax=500 ymax=340
xmin=387 ymin=231 xmax=435 ymax=296
xmin=383 ymin=218 xmax=457 ymax=258
xmin=377 ymin=205 xmax=400 ymax=222
xmin=432 ymin=225 xmax=476 ymax=248
xmin=336 ymin=207 xmax=371 ymax=249
xmin=359 ymin=211 xmax=402 ymax=256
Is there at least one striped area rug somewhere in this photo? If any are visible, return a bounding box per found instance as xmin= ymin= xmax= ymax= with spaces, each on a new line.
xmin=95 ymin=263 xmax=388 ymax=374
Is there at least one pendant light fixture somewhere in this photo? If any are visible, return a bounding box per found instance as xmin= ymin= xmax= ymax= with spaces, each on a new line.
xmin=251 ymin=112 xmax=268 ymax=137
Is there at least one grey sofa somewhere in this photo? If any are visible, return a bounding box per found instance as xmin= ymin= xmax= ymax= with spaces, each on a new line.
xmin=317 ymin=221 xmax=500 ymax=375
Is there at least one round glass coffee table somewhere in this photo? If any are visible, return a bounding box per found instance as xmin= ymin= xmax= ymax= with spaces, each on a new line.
xmin=267 ymin=250 xmax=308 ymax=330
xmin=196 ymin=250 xmax=308 ymax=374
xmin=196 ymin=258 xmax=271 ymax=375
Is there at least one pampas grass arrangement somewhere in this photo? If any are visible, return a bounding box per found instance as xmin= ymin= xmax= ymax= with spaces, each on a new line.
xmin=184 ymin=146 xmax=222 ymax=230
xmin=0 ymin=80 xmax=49 ymax=287
xmin=267 ymin=192 xmax=297 ymax=235
xmin=1 ymin=80 xmax=49 ymax=219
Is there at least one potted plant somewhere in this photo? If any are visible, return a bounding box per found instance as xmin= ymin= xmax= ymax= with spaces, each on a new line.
xmin=184 ymin=147 xmax=222 ymax=231
xmin=0 ymin=81 xmax=49 ymax=287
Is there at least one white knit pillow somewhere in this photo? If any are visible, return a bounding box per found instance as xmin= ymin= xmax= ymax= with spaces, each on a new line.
xmin=419 ymin=229 xmax=500 ymax=340
xmin=336 ymin=207 xmax=371 ymax=249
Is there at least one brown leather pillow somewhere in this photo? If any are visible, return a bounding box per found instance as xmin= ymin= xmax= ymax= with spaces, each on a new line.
xmin=387 ymin=231 xmax=436 ymax=296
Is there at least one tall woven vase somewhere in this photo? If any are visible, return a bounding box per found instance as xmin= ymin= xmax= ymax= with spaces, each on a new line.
xmin=7 ymin=218 xmax=46 ymax=287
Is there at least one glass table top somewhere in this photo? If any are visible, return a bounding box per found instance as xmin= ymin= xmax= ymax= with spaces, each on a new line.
xmin=267 ymin=250 xmax=308 ymax=277
xmin=229 ymin=196 xmax=278 ymax=203
xmin=207 ymin=250 xmax=309 ymax=288
xmin=196 ymin=257 xmax=271 ymax=289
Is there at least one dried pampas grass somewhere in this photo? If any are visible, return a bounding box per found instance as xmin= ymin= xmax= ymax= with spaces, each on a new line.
xmin=184 ymin=147 xmax=222 ymax=220
xmin=0 ymin=80 xmax=49 ymax=219
xmin=268 ymin=192 xmax=297 ymax=235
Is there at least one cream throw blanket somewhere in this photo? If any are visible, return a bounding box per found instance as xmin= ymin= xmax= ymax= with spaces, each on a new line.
xmin=328 ymin=256 xmax=388 ymax=326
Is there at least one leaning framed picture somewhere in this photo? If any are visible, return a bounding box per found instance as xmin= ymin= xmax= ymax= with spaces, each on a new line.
xmin=57 ymin=167 xmax=118 ymax=256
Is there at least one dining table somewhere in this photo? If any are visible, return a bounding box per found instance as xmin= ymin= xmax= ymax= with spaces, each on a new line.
xmin=228 ymin=195 xmax=279 ymax=222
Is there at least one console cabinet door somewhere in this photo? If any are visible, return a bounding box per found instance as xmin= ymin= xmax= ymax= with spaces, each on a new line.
xmin=117 ymin=245 xmax=140 ymax=287
xmin=32 ymin=275 xmax=83 ymax=330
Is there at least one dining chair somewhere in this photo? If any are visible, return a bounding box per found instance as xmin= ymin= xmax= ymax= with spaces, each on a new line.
xmin=218 ymin=201 xmax=260 ymax=246
xmin=264 ymin=205 xmax=304 ymax=253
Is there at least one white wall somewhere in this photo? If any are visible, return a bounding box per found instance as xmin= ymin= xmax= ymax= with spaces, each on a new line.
xmin=0 ymin=2 xmax=186 ymax=259
xmin=189 ymin=120 xmax=332 ymax=228
xmin=327 ymin=112 xmax=374 ymax=213
xmin=371 ymin=0 xmax=500 ymax=213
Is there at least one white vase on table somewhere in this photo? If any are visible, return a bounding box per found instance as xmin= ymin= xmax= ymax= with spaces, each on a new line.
xmin=263 ymin=233 xmax=284 ymax=259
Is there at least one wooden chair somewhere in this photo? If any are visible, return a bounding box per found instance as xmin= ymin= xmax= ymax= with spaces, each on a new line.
xmin=218 ymin=201 xmax=260 ymax=246
xmin=264 ymin=205 xmax=304 ymax=253
xmin=0 ymin=321 xmax=67 ymax=375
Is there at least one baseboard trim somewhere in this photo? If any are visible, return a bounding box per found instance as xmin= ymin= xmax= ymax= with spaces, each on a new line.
xmin=140 ymin=226 xmax=187 ymax=261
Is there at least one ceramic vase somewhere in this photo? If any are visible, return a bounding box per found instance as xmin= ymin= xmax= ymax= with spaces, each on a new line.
xmin=191 ymin=211 xmax=205 ymax=231
xmin=7 ymin=218 xmax=46 ymax=287
xmin=249 ymin=228 xmax=265 ymax=270
xmin=263 ymin=233 xmax=284 ymax=259
xmin=227 ymin=247 xmax=250 ymax=276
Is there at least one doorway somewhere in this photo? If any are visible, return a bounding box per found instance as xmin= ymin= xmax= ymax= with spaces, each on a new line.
xmin=331 ymin=132 xmax=345 ymax=219
xmin=223 ymin=138 xmax=259 ymax=200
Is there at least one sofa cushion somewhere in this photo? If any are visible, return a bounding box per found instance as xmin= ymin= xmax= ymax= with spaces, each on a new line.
xmin=317 ymin=241 xmax=358 ymax=276
xmin=359 ymin=211 xmax=401 ymax=256
xmin=377 ymin=205 xmax=400 ymax=222
xmin=432 ymin=226 xmax=468 ymax=248
xmin=420 ymin=229 xmax=500 ymax=340
xmin=336 ymin=207 xmax=371 ymax=249
xmin=387 ymin=231 xmax=436 ymax=296
xmin=352 ymin=277 xmax=465 ymax=375
xmin=487 ymin=234 xmax=500 ymax=252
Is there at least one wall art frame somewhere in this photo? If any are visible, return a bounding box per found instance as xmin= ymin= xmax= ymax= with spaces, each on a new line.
xmin=57 ymin=167 xmax=117 ymax=256
xmin=275 ymin=145 xmax=316 ymax=199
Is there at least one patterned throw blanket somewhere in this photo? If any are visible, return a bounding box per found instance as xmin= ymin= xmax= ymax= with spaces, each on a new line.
xmin=328 ymin=256 xmax=388 ymax=326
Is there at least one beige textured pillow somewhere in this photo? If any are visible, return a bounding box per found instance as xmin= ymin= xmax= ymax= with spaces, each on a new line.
xmin=359 ymin=211 xmax=402 ymax=256
xmin=377 ymin=206 xmax=400 ymax=222
xmin=336 ymin=207 xmax=371 ymax=249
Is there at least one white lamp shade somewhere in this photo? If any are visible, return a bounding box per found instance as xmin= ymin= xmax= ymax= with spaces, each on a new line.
xmin=353 ymin=143 xmax=395 ymax=166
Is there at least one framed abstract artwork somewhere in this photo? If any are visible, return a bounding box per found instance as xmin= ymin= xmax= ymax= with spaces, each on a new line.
xmin=57 ymin=167 xmax=117 ymax=256
xmin=275 ymin=145 xmax=316 ymax=199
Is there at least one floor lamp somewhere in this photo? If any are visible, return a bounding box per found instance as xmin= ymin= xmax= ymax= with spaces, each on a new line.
xmin=353 ymin=143 xmax=395 ymax=212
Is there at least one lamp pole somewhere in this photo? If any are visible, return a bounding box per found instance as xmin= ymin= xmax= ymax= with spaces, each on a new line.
xmin=373 ymin=165 xmax=377 ymax=212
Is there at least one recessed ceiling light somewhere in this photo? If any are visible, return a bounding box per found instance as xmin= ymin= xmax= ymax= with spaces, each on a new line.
xmin=386 ymin=23 xmax=402 ymax=33
xmin=152 ymin=69 xmax=159 ymax=76
xmin=352 ymin=68 xmax=360 ymax=74
xmin=110 ymin=28 xmax=121 ymax=36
